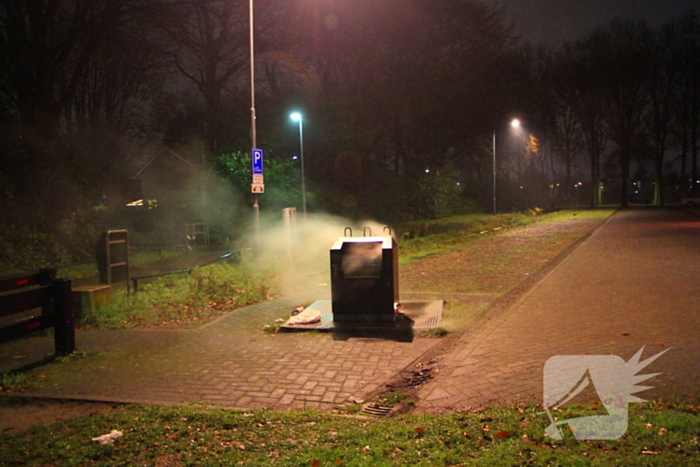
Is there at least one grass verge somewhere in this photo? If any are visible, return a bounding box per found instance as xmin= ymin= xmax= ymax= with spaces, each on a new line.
xmin=396 ymin=209 xmax=611 ymax=265
xmin=81 ymin=260 xmax=278 ymax=329
xmin=1 ymin=401 xmax=698 ymax=466
xmin=399 ymin=209 xmax=615 ymax=296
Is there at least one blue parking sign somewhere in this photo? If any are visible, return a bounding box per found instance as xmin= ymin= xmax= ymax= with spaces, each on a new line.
xmin=252 ymin=148 xmax=263 ymax=174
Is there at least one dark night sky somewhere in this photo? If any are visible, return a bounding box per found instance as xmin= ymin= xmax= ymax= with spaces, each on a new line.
xmin=487 ymin=0 xmax=698 ymax=46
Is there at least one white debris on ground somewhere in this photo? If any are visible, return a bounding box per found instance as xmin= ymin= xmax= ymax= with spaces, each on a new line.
xmin=91 ymin=430 xmax=123 ymax=445
xmin=286 ymin=308 xmax=322 ymax=325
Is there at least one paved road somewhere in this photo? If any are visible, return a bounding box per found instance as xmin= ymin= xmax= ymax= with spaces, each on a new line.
xmin=417 ymin=208 xmax=700 ymax=412
xmin=1 ymin=208 xmax=698 ymax=412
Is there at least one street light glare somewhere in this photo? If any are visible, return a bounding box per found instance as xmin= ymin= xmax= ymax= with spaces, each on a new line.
xmin=290 ymin=110 xmax=306 ymax=219
xmin=511 ymin=118 xmax=521 ymax=128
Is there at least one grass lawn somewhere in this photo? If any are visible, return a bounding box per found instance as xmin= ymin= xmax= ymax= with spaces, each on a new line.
xmin=1 ymin=399 xmax=698 ymax=466
xmin=399 ymin=209 xmax=615 ymax=298
xmin=396 ymin=209 xmax=612 ymax=265
xmin=80 ymin=259 xmax=277 ymax=330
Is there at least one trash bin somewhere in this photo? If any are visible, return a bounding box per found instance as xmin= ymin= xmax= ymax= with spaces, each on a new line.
xmin=330 ymin=235 xmax=399 ymax=327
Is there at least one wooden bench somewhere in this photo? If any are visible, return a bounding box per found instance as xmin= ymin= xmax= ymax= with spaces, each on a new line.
xmin=0 ymin=268 xmax=75 ymax=356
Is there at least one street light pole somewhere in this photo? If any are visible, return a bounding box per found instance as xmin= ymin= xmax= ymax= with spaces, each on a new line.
xmin=249 ymin=0 xmax=260 ymax=253
xmin=493 ymin=119 xmax=522 ymax=216
xmin=290 ymin=112 xmax=307 ymax=219
xmin=492 ymin=130 xmax=497 ymax=215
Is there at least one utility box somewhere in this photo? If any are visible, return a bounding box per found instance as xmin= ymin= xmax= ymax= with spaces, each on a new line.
xmin=330 ymin=236 xmax=399 ymax=326
xmin=72 ymin=285 xmax=112 ymax=324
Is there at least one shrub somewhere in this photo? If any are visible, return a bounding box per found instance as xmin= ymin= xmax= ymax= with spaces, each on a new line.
xmin=81 ymin=260 xmax=277 ymax=329
xmin=0 ymin=205 xmax=107 ymax=274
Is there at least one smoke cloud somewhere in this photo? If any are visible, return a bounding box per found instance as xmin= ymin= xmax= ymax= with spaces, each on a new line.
xmin=242 ymin=210 xmax=393 ymax=300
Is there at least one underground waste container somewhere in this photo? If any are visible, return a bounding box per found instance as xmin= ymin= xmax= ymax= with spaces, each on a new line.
xmin=330 ymin=235 xmax=399 ymax=328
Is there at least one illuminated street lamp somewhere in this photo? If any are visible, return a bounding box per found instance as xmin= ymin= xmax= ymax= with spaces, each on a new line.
xmin=290 ymin=112 xmax=307 ymax=219
xmin=493 ymin=118 xmax=522 ymax=215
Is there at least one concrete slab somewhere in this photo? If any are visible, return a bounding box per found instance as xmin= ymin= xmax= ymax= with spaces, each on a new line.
xmin=279 ymin=300 xmax=444 ymax=332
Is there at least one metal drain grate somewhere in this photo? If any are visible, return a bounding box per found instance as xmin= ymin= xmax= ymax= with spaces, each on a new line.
xmin=361 ymin=403 xmax=395 ymax=417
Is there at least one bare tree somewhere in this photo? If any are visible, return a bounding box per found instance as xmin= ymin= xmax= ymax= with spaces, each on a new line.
xmin=548 ymin=50 xmax=585 ymax=200
xmin=326 ymin=0 xmax=512 ymax=178
xmin=0 ymin=0 xmax=166 ymax=222
xmin=645 ymin=22 xmax=681 ymax=204
xmin=0 ymin=0 xmax=148 ymax=143
xmin=559 ymin=40 xmax=608 ymax=206
xmin=155 ymin=0 xmax=249 ymax=154
xmin=673 ymin=12 xmax=700 ymax=190
xmin=596 ymin=19 xmax=652 ymax=207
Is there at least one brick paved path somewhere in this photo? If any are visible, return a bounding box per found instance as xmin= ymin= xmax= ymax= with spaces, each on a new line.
xmin=417 ymin=208 xmax=700 ymax=412
xmin=7 ymin=287 xmax=441 ymax=410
